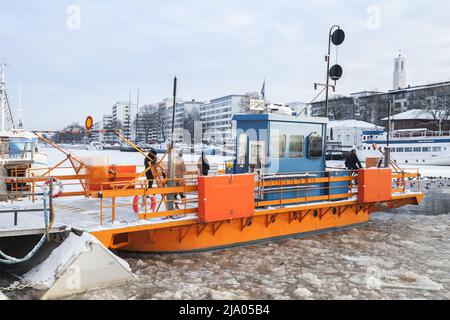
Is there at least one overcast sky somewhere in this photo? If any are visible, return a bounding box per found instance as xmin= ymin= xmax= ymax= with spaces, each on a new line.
xmin=1 ymin=0 xmax=450 ymax=130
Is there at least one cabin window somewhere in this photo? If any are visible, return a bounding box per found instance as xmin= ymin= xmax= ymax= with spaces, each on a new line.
xmin=270 ymin=133 xmax=286 ymax=158
xmin=249 ymin=141 xmax=265 ymax=166
xmin=413 ymin=147 xmax=421 ymax=152
xmin=288 ymin=135 xmax=304 ymax=158
xmin=396 ymin=147 xmax=404 ymax=152
xmin=237 ymin=134 xmax=248 ymax=164
xmin=404 ymin=147 xmax=413 ymax=152
xmin=422 ymin=147 xmax=431 ymax=152
xmin=308 ymin=134 xmax=324 ymax=158
xmin=432 ymin=147 xmax=441 ymax=152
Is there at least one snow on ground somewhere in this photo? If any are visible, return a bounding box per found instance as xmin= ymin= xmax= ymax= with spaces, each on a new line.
xmin=22 ymin=232 xmax=93 ymax=288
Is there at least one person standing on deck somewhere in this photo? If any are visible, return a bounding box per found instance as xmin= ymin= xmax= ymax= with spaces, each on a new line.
xmin=345 ymin=149 xmax=363 ymax=171
xmin=175 ymin=150 xmax=187 ymax=199
xmin=144 ymin=148 xmax=158 ymax=189
xmin=197 ymin=152 xmax=210 ymax=176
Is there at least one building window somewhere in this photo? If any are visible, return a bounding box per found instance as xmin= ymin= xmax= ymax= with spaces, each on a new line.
xmin=270 ymin=133 xmax=286 ymax=158
xmin=237 ymin=134 xmax=248 ymax=164
xmin=308 ymin=134 xmax=323 ymax=158
xmin=288 ymin=135 xmax=304 ymax=158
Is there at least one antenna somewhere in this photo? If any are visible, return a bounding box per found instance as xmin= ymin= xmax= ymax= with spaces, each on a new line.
xmin=17 ymin=85 xmax=24 ymax=129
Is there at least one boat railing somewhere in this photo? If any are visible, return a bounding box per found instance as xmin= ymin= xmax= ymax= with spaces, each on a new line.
xmin=1 ymin=163 xmax=420 ymax=228
xmin=391 ymin=130 xmax=450 ymax=139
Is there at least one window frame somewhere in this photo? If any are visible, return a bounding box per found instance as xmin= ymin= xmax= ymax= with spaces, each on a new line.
xmin=288 ymin=135 xmax=304 ymax=158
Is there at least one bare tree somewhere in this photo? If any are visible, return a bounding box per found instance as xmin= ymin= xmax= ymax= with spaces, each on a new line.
xmin=422 ymin=96 xmax=450 ymax=133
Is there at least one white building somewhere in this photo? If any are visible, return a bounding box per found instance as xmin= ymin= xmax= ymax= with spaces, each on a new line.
xmin=393 ymin=53 xmax=406 ymax=90
xmin=327 ymin=119 xmax=384 ymax=152
xmin=175 ymin=99 xmax=204 ymax=129
xmin=157 ymin=97 xmax=184 ymax=143
xmin=91 ymin=114 xmax=114 ymax=144
xmin=287 ymin=102 xmax=310 ymax=117
xmin=200 ymin=95 xmax=249 ymax=144
xmin=112 ymin=102 xmax=136 ymax=140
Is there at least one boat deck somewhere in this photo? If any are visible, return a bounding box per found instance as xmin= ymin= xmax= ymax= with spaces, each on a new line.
xmin=0 ymin=196 xmax=198 ymax=237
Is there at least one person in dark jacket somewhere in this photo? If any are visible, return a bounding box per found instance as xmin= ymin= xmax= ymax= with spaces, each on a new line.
xmin=144 ymin=148 xmax=158 ymax=189
xmin=345 ymin=149 xmax=363 ymax=170
xmin=197 ymin=152 xmax=210 ymax=176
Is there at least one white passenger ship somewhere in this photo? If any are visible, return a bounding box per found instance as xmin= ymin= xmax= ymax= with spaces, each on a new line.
xmin=356 ymin=128 xmax=450 ymax=166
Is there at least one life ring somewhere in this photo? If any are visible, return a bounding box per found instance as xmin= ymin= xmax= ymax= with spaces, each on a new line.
xmin=44 ymin=178 xmax=63 ymax=198
xmin=396 ymin=177 xmax=405 ymax=187
xmin=133 ymin=195 xmax=140 ymax=213
xmin=133 ymin=195 xmax=157 ymax=213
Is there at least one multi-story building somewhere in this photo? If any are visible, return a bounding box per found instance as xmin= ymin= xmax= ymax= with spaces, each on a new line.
xmin=135 ymin=104 xmax=161 ymax=144
xmin=91 ymin=114 xmax=114 ymax=144
xmin=156 ymin=98 xmax=184 ymax=143
xmin=200 ymin=95 xmax=250 ymax=144
xmin=112 ymin=102 xmax=136 ymax=140
xmin=310 ymin=54 xmax=450 ymax=126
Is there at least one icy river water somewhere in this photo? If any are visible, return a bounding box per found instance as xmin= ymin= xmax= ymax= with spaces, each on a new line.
xmin=3 ymin=148 xmax=450 ymax=300
xmin=70 ymin=181 xmax=450 ymax=300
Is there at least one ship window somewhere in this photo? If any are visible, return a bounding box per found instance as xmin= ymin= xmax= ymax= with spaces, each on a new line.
xmin=249 ymin=141 xmax=265 ymax=166
xmin=270 ymin=133 xmax=286 ymax=158
xmin=308 ymin=134 xmax=324 ymax=158
xmin=413 ymin=147 xmax=421 ymax=152
xmin=432 ymin=147 xmax=441 ymax=152
xmin=288 ymin=135 xmax=304 ymax=158
xmin=237 ymin=134 xmax=248 ymax=164
xmin=422 ymin=147 xmax=430 ymax=152
xmin=404 ymin=147 xmax=413 ymax=152
xmin=396 ymin=147 xmax=404 ymax=152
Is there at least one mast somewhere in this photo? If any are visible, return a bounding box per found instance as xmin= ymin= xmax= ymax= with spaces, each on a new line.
xmin=0 ymin=63 xmax=5 ymax=134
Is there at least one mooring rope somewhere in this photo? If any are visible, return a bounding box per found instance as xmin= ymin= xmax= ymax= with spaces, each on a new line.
xmin=0 ymin=190 xmax=51 ymax=265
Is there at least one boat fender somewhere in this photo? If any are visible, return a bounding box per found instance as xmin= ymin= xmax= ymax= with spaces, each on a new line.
xmin=44 ymin=178 xmax=63 ymax=198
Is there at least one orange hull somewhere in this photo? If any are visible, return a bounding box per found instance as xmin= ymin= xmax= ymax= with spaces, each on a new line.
xmin=89 ymin=192 xmax=423 ymax=254
xmin=91 ymin=204 xmax=371 ymax=254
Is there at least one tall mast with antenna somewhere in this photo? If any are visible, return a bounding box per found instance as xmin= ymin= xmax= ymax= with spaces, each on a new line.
xmin=17 ymin=85 xmax=24 ymax=129
xmin=0 ymin=63 xmax=6 ymax=133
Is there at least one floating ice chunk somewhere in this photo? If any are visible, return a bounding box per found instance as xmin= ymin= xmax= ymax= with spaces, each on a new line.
xmin=209 ymin=289 xmax=238 ymax=300
xmin=294 ymin=287 xmax=312 ymax=298
xmin=0 ymin=292 xmax=8 ymax=300
xmin=301 ymin=273 xmax=323 ymax=288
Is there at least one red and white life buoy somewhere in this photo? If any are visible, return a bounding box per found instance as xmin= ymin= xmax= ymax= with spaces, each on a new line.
xmin=132 ymin=195 xmax=157 ymax=213
xmin=44 ymin=178 xmax=64 ymax=198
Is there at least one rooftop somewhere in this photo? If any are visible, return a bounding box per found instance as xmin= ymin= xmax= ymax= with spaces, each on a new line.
xmin=328 ymin=119 xmax=384 ymax=129
xmin=381 ymin=109 xmax=447 ymax=121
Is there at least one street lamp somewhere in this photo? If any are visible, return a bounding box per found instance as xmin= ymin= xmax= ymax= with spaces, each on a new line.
xmin=324 ymin=25 xmax=345 ymax=118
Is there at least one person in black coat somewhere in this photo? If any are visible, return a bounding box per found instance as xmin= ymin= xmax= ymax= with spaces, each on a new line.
xmin=345 ymin=149 xmax=363 ymax=170
xmin=144 ymin=148 xmax=158 ymax=189
xmin=197 ymin=152 xmax=210 ymax=176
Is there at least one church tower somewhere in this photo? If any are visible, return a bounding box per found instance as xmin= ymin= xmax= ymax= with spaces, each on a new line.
xmin=393 ymin=53 xmax=406 ymax=89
